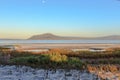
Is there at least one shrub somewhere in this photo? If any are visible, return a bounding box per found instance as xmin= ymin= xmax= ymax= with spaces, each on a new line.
xmin=48 ymin=53 xmax=68 ymax=62
xmin=9 ymin=53 xmax=83 ymax=69
xmin=27 ymin=56 xmax=38 ymax=64
xmin=10 ymin=57 xmax=28 ymax=64
xmin=67 ymin=57 xmax=83 ymax=68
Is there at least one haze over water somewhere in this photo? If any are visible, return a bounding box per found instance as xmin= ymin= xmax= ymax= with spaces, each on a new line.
xmin=0 ymin=40 xmax=120 ymax=45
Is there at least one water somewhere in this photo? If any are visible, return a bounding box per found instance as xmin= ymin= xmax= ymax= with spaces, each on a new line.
xmin=0 ymin=40 xmax=120 ymax=44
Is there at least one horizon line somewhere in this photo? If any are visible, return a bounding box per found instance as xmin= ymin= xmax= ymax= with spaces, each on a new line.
xmin=0 ymin=33 xmax=120 ymax=39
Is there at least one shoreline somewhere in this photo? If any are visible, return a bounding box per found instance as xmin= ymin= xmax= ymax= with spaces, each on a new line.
xmin=1 ymin=43 xmax=120 ymax=52
xmin=15 ymin=43 xmax=120 ymax=49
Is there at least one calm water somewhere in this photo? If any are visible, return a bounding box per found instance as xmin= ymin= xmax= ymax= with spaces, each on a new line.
xmin=0 ymin=40 xmax=120 ymax=44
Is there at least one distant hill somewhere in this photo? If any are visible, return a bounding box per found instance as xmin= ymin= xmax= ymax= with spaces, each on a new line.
xmin=95 ymin=35 xmax=120 ymax=40
xmin=28 ymin=33 xmax=120 ymax=40
xmin=28 ymin=33 xmax=87 ymax=40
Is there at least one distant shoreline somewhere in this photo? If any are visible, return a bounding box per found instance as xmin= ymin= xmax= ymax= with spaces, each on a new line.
xmin=0 ymin=39 xmax=120 ymax=44
xmin=10 ymin=43 xmax=120 ymax=50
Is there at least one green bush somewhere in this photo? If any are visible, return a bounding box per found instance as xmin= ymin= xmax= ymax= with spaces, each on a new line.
xmin=10 ymin=57 xmax=28 ymax=63
xmin=67 ymin=57 xmax=83 ymax=68
xmin=27 ymin=56 xmax=38 ymax=64
xmin=9 ymin=53 xmax=83 ymax=69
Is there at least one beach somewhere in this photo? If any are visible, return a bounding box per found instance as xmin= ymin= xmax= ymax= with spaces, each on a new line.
xmin=15 ymin=43 xmax=120 ymax=50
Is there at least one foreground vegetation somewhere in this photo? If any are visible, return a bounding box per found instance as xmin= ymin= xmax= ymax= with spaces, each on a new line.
xmin=1 ymin=48 xmax=120 ymax=80
xmin=0 ymin=48 xmax=120 ymax=69
xmin=10 ymin=53 xmax=83 ymax=69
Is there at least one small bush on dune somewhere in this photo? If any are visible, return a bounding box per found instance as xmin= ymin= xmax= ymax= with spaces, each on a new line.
xmin=27 ymin=56 xmax=38 ymax=64
xmin=10 ymin=57 xmax=28 ymax=64
xmin=48 ymin=52 xmax=68 ymax=62
xmin=67 ymin=57 xmax=83 ymax=68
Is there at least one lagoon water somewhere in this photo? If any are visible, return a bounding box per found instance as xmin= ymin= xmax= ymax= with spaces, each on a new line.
xmin=0 ymin=40 xmax=120 ymax=44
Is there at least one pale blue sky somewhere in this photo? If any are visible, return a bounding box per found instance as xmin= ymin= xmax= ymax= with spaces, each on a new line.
xmin=0 ymin=0 xmax=120 ymax=39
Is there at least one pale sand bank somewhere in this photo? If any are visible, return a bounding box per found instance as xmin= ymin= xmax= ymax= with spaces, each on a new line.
xmin=1 ymin=43 xmax=120 ymax=52
xmin=15 ymin=43 xmax=120 ymax=50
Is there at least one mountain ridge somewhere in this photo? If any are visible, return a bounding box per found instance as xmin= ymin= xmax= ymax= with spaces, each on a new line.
xmin=28 ymin=33 xmax=120 ymax=40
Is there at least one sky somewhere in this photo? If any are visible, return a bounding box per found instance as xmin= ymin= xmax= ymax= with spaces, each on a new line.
xmin=0 ymin=0 xmax=120 ymax=39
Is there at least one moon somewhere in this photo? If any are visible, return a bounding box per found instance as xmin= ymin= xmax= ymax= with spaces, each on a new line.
xmin=42 ymin=0 xmax=46 ymax=4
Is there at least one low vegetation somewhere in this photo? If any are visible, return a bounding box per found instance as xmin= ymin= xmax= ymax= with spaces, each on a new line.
xmin=9 ymin=53 xmax=83 ymax=69
xmin=87 ymin=64 xmax=120 ymax=73
xmin=67 ymin=50 xmax=120 ymax=59
xmin=0 ymin=48 xmax=120 ymax=70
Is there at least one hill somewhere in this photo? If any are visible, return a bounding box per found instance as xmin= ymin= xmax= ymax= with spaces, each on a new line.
xmin=28 ymin=33 xmax=120 ymax=40
xmin=28 ymin=33 xmax=84 ymax=40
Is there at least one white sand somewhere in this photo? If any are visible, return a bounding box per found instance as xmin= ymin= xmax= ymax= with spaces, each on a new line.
xmin=15 ymin=43 xmax=120 ymax=50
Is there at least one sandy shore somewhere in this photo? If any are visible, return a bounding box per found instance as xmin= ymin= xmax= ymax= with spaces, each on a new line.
xmin=15 ymin=43 xmax=120 ymax=50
